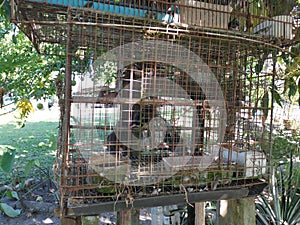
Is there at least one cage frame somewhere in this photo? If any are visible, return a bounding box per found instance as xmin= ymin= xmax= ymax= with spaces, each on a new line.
xmin=61 ymin=26 xmax=272 ymax=216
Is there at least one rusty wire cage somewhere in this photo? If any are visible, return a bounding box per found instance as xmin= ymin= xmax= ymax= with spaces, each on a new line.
xmin=11 ymin=0 xmax=299 ymax=218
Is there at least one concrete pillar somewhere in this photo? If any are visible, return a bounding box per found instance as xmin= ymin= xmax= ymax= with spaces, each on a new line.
xmin=119 ymin=208 xmax=140 ymax=225
xmin=195 ymin=202 xmax=205 ymax=225
xmin=218 ymin=197 xmax=256 ymax=225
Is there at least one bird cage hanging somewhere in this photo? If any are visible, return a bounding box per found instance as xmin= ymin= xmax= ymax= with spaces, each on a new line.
xmin=10 ymin=0 xmax=298 ymax=219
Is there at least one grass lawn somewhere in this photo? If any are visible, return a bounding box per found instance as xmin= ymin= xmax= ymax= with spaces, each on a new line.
xmin=0 ymin=110 xmax=59 ymax=186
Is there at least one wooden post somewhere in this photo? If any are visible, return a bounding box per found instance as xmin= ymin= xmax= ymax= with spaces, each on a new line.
xmin=119 ymin=208 xmax=140 ymax=225
xmin=195 ymin=202 xmax=205 ymax=225
xmin=218 ymin=197 xmax=256 ymax=225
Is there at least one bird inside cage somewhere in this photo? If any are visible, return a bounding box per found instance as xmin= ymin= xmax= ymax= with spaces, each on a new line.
xmin=130 ymin=102 xmax=160 ymax=129
xmin=106 ymin=98 xmax=181 ymax=161
xmin=106 ymin=131 xmax=128 ymax=157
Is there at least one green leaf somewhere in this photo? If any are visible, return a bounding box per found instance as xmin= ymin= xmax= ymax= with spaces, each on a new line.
xmin=24 ymin=160 xmax=34 ymax=177
xmin=291 ymin=43 xmax=300 ymax=56
xmin=260 ymin=91 xmax=269 ymax=120
xmin=252 ymin=99 xmax=258 ymax=117
xmin=0 ymin=203 xmax=21 ymax=218
xmin=0 ymin=0 xmax=11 ymax=19
xmin=255 ymin=60 xmax=264 ymax=73
xmin=284 ymin=78 xmax=290 ymax=93
xmin=12 ymin=34 xmax=17 ymax=44
xmin=274 ymin=90 xmax=283 ymax=107
xmin=288 ymin=80 xmax=297 ymax=99
xmin=5 ymin=190 xmax=20 ymax=200
xmin=0 ymin=149 xmax=15 ymax=173
xmin=256 ymin=210 xmax=271 ymax=224
xmin=34 ymin=159 xmax=40 ymax=167
xmin=286 ymin=194 xmax=300 ymax=224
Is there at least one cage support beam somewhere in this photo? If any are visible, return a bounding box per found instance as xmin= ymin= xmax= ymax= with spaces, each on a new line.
xmin=64 ymin=188 xmax=249 ymax=216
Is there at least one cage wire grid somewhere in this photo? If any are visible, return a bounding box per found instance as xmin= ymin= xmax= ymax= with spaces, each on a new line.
xmin=64 ymin=33 xmax=274 ymax=211
xmin=10 ymin=0 xmax=297 ymax=215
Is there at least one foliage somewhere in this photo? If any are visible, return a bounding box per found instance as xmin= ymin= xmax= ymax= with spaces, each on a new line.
xmin=0 ymin=154 xmax=21 ymax=218
xmin=0 ymin=4 xmax=66 ymax=122
xmin=245 ymin=43 xmax=300 ymax=123
xmin=0 ymin=29 xmax=65 ymax=125
xmin=276 ymin=44 xmax=300 ymax=106
xmin=266 ymin=0 xmax=296 ymax=16
xmin=91 ymin=52 xmax=117 ymax=84
xmin=0 ymin=31 xmax=64 ymax=99
xmin=256 ymin=159 xmax=300 ymax=225
xmin=255 ymin=72 xmax=300 ymax=224
xmin=0 ymin=121 xmax=58 ymax=217
xmin=272 ymin=130 xmax=300 ymax=161
xmin=245 ymin=50 xmax=275 ymax=121
xmin=0 ymin=146 xmax=21 ymax=217
xmin=0 ymin=202 xmax=21 ymax=218
xmin=0 ymin=146 xmax=15 ymax=174
xmin=0 ymin=0 xmax=12 ymax=32
xmin=93 ymin=59 xmax=117 ymax=85
xmin=0 ymin=121 xmax=58 ymax=186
